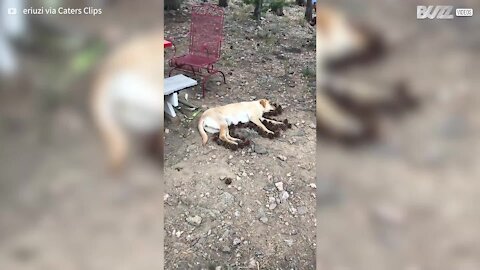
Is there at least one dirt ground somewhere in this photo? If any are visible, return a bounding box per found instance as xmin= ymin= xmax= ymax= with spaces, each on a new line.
xmin=164 ymin=1 xmax=316 ymax=269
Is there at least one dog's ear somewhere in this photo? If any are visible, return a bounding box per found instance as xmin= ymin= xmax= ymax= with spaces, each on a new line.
xmin=259 ymin=99 xmax=267 ymax=108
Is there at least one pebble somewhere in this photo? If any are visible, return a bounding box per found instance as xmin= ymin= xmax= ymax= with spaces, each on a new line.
xmin=254 ymin=144 xmax=268 ymax=154
xmin=221 ymin=192 xmax=235 ymax=206
xmin=186 ymin=215 xmax=202 ymax=226
xmin=268 ymin=203 xmax=277 ymax=210
xmin=297 ymin=206 xmax=307 ymax=215
xmin=284 ymin=239 xmax=294 ymax=246
xmin=275 ymin=181 xmax=284 ymax=191
xmin=259 ymin=216 xmax=268 ymax=223
xmin=248 ymin=258 xmax=258 ymax=268
xmin=277 ymin=155 xmax=287 ymax=161
xmin=233 ymin=238 xmax=241 ymax=246
xmin=280 ymin=190 xmax=290 ymax=202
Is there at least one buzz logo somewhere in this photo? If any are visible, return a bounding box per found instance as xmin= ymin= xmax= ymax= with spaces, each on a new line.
xmin=417 ymin=5 xmax=454 ymax=19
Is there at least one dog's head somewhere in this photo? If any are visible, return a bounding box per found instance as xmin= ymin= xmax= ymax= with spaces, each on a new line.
xmin=316 ymin=7 xmax=386 ymax=70
xmin=259 ymin=99 xmax=275 ymax=112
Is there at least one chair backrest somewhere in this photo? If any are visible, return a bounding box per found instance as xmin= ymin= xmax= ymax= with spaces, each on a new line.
xmin=189 ymin=4 xmax=224 ymax=60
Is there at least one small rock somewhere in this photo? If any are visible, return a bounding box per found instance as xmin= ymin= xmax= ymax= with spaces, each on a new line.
xmin=308 ymin=183 xmax=317 ymax=189
xmin=284 ymin=239 xmax=294 ymax=246
xmin=186 ymin=215 xmax=202 ymax=226
xmin=233 ymin=238 xmax=241 ymax=246
xmin=275 ymin=182 xmax=284 ymax=191
xmin=297 ymin=206 xmax=307 ymax=215
xmin=268 ymin=203 xmax=277 ymax=210
xmin=254 ymin=144 xmax=268 ymax=154
xmin=221 ymin=192 xmax=235 ymax=206
xmin=277 ymin=155 xmax=287 ymax=161
xmin=222 ymin=246 xmax=231 ymax=253
xmin=259 ymin=216 xmax=268 ymax=223
xmin=248 ymin=258 xmax=258 ymax=269
xmin=280 ymin=191 xmax=289 ymax=202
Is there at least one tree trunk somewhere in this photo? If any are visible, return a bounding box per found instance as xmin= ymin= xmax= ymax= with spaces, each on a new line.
xmin=253 ymin=0 xmax=263 ymax=21
xmin=305 ymin=0 xmax=313 ymax=21
xmin=164 ymin=0 xmax=181 ymax=10
xmin=219 ymin=0 xmax=228 ymax=7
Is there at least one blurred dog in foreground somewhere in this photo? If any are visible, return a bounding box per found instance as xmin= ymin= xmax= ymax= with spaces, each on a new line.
xmin=315 ymin=6 xmax=417 ymax=144
xmin=91 ymin=31 xmax=163 ymax=171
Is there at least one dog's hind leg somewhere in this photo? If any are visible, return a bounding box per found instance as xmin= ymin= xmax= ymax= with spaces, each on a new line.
xmin=220 ymin=124 xmax=238 ymax=145
xmin=226 ymin=128 xmax=242 ymax=143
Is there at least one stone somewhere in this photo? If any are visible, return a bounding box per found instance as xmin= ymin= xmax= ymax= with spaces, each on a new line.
xmin=186 ymin=215 xmax=202 ymax=226
xmin=297 ymin=206 xmax=307 ymax=215
xmin=280 ymin=191 xmax=289 ymax=202
xmin=275 ymin=182 xmax=284 ymax=191
xmin=254 ymin=144 xmax=268 ymax=154
xmin=233 ymin=238 xmax=241 ymax=246
xmin=268 ymin=203 xmax=277 ymax=210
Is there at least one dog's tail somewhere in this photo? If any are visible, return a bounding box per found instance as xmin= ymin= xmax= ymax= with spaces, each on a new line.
xmin=198 ymin=116 xmax=209 ymax=145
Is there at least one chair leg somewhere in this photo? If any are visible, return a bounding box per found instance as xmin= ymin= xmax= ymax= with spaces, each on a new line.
xmin=168 ymin=68 xmax=175 ymax=77
xmin=202 ymin=78 xmax=207 ymax=98
xmin=165 ymin=100 xmax=176 ymax=117
xmin=218 ymin=70 xmax=226 ymax=84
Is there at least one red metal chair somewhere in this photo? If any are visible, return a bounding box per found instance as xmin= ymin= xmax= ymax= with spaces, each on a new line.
xmin=168 ymin=3 xmax=226 ymax=98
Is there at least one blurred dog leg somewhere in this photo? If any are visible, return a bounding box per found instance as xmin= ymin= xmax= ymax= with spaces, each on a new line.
xmin=317 ymin=92 xmax=364 ymax=137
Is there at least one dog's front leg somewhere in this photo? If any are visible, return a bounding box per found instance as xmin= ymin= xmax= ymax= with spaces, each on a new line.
xmin=251 ymin=118 xmax=274 ymax=134
xmin=260 ymin=117 xmax=284 ymax=125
